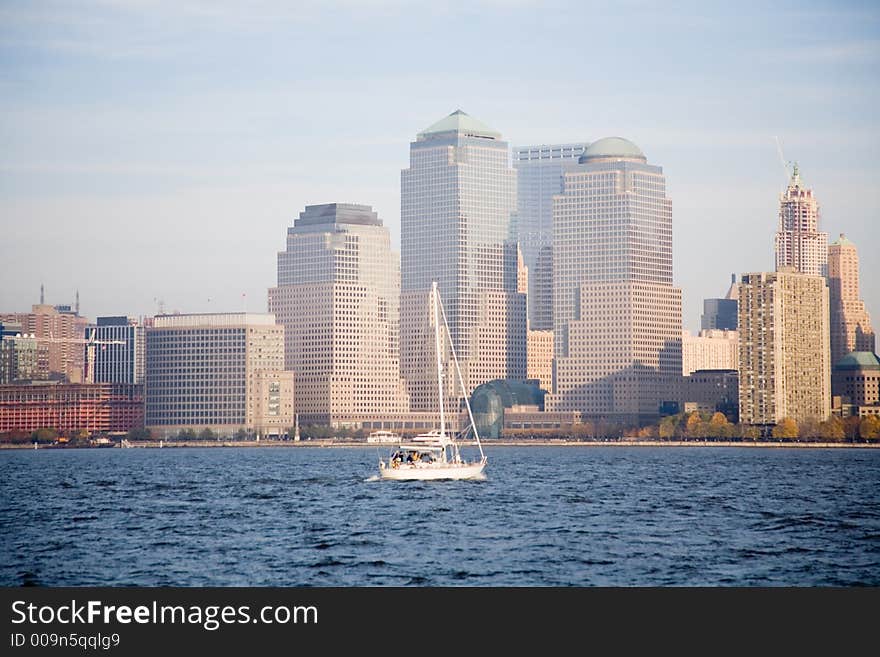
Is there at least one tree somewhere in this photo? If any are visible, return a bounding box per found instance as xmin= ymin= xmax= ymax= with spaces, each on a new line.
xmin=707 ymin=412 xmax=730 ymax=439
xmin=177 ymin=428 xmax=197 ymax=441
xmin=31 ymin=427 xmax=58 ymax=444
xmin=860 ymin=416 xmax=880 ymax=440
xmin=772 ymin=417 xmax=799 ymax=440
xmin=658 ymin=415 xmax=677 ymax=440
xmin=818 ymin=417 xmax=845 ymax=442
xmin=199 ymin=428 xmax=216 ymax=441
xmin=126 ymin=427 xmax=152 ymax=441
xmin=685 ymin=412 xmax=704 ymax=439
xmin=234 ymin=428 xmax=248 ymax=441
xmin=843 ymin=416 xmax=862 ymax=441
xmin=738 ymin=424 xmax=761 ymax=440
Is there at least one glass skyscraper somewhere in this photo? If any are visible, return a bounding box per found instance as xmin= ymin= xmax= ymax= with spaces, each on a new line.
xmin=400 ymin=110 xmax=526 ymax=411
xmin=548 ymin=137 xmax=682 ymax=421
xmin=512 ymin=143 xmax=588 ymax=330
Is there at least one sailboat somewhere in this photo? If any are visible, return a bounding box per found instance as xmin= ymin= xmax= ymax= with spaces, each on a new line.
xmin=378 ymin=282 xmax=487 ymax=481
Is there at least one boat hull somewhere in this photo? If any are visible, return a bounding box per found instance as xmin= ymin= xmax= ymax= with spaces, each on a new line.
xmin=378 ymin=460 xmax=486 ymax=481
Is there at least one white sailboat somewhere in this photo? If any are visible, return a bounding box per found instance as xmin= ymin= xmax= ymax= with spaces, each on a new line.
xmin=378 ymin=281 xmax=487 ymax=481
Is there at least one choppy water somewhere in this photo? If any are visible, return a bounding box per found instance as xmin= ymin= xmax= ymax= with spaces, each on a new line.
xmin=1 ymin=446 xmax=879 ymax=586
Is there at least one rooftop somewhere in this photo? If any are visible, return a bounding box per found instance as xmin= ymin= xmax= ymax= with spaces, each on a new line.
xmin=579 ymin=136 xmax=646 ymax=163
xmin=834 ymin=351 xmax=880 ymax=371
xmin=417 ymin=109 xmax=502 ymax=140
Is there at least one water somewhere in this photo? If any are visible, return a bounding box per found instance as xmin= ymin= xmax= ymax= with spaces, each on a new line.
xmin=1 ymin=446 xmax=879 ymax=586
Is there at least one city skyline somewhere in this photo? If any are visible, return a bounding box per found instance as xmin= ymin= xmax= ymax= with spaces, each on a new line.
xmin=1 ymin=2 xmax=878 ymax=332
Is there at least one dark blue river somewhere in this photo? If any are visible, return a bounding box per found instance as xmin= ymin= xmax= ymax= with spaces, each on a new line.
xmin=1 ymin=446 xmax=879 ymax=586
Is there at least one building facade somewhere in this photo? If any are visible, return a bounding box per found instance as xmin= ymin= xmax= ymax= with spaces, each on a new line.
xmin=701 ymin=274 xmax=739 ymax=331
xmin=681 ymin=329 xmax=739 ymax=375
xmin=774 ymin=164 xmax=828 ymax=277
xmin=145 ymin=313 xmax=293 ymax=438
xmin=0 ymin=382 xmax=143 ymax=434
xmin=527 ymin=329 xmax=553 ymax=391
xmin=828 ymin=233 xmax=875 ymax=366
xmin=84 ymin=316 xmax=146 ymax=385
xmin=400 ymin=110 xmax=526 ymax=412
xmin=738 ymin=270 xmax=831 ymax=426
xmin=831 ymin=351 xmax=880 ymax=409
xmin=0 ymin=322 xmax=41 ymax=383
xmin=548 ymin=137 xmax=682 ymax=422
xmin=268 ymin=203 xmax=409 ymax=424
xmin=0 ymin=305 xmax=88 ymax=382
xmin=512 ymin=143 xmax=589 ymax=330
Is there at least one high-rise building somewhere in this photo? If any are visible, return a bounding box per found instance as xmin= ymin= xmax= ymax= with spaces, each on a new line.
xmin=774 ymin=164 xmax=828 ymax=277
xmin=145 ymin=313 xmax=293 ymax=438
xmin=701 ymin=274 xmax=739 ymax=331
xmin=832 ymin=352 xmax=880 ymax=409
xmin=513 ymin=143 xmax=589 ymax=330
xmin=84 ymin=316 xmax=145 ymax=385
xmin=400 ymin=110 xmax=526 ymax=411
xmin=548 ymin=137 xmax=682 ymax=421
xmin=0 ymin=322 xmax=40 ymax=384
xmin=681 ymin=329 xmax=739 ymax=375
xmin=0 ymin=305 xmax=88 ymax=382
xmin=738 ymin=269 xmax=831 ymax=426
xmin=268 ymin=203 xmax=409 ymax=423
xmin=828 ymin=233 xmax=875 ymax=366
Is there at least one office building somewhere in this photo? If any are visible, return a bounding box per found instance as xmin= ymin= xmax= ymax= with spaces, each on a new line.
xmin=512 ymin=143 xmax=589 ymax=329
xmin=84 ymin=316 xmax=145 ymax=385
xmin=681 ymin=329 xmax=739 ymax=375
xmin=145 ymin=313 xmax=293 ymax=438
xmin=701 ymin=274 xmax=739 ymax=331
xmin=828 ymin=233 xmax=875 ymax=366
xmin=0 ymin=305 xmax=89 ymax=382
xmin=548 ymin=137 xmax=682 ymax=422
xmin=268 ymin=203 xmax=409 ymax=423
xmin=400 ymin=110 xmax=526 ymax=411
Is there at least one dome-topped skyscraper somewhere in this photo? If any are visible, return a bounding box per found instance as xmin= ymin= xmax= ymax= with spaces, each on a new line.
xmin=547 ymin=136 xmax=682 ymax=422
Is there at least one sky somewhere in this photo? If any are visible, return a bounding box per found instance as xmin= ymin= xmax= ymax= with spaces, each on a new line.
xmin=1 ymin=0 xmax=878 ymax=333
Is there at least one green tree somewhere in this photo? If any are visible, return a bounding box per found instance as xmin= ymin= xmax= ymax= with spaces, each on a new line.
xmin=772 ymin=417 xmax=799 ymax=440
xmin=177 ymin=428 xmax=197 ymax=441
xmin=31 ymin=427 xmax=58 ymax=444
xmin=126 ymin=427 xmax=152 ymax=441
xmin=658 ymin=415 xmax=678 ymax=440
xmin=234 ymin=428 xmax=248 ymax=441
xmin=199 ymin=428 xmax=216 ymax=441
xmin=738 ymin=424 xmax=760 ymax=440
xmin=859 ymin=416 xmax=880 ymax=440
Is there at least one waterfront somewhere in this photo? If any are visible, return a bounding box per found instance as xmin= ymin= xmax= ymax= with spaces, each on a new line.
xmin=1 ymin=447 xmax=879 ymax=586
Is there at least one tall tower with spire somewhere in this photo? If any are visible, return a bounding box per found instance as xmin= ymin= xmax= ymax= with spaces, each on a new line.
xmin=828 ymin=233 xmax=875 ymax=365
xmin=774 ymin=163 xmax=828 ymax=277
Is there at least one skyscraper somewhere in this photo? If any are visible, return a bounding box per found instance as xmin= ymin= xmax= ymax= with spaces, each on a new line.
xmin=84 ymin=316 xmax=145 ymax=385
xmin=774 ymin=164 xmax=828 ymax=277
xmin=738 ymin=269 xmax=831 ymax=426
xmin=400 ymin=110 xmax=526 ymax=411
xmin=548 ymin=137 xmax=682 ymax=421
xmin=828 ymin=233 xmax=875 ymax=365
xmin=701 ymin=274 xmax=738 ymax=331
xmin=512 ymin=143 xmax=589 ymax=330
xmin=0 ymin=305 xmax=88 ymax=383
xmin=268 ymin=203 xmax=409 ymax=423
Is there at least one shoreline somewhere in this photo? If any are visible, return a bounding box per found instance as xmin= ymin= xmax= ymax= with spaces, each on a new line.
xmin=2 ymin=439 xmax=878 ymax=450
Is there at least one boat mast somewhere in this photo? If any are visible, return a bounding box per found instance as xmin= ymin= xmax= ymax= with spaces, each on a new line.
xmin=436 ymin=285 xmax=485 ymax=461
xmin=432 ymin=282 xmax=446 ymax=440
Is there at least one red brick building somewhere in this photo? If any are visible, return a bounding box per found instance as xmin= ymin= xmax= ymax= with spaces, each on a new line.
xmin=0 ymin=382 xmax=143 ymax=433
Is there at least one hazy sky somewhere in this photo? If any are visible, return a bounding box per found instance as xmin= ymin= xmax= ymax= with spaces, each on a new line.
xmin=1 ymin=0 xmax=878 ymax=332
